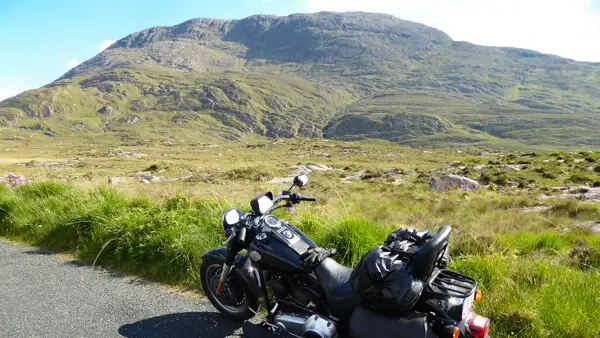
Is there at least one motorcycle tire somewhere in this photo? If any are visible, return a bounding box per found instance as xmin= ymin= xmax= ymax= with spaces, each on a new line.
xmin=200 ymin=255 xmax=259 ymax=321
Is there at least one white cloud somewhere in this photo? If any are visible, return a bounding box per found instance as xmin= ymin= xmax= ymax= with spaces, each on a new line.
xmin=0 ymin=76 xmax=28 ymax=101
xmin=303 ymin=0 xmax=600 ymax=62
xmin=68 ymin=58 xmax=80 ymax=68
xmin=96 ymin=40 xmax=116 ymax=52
xmin=0 ymin=87 xmax=21 ymax=101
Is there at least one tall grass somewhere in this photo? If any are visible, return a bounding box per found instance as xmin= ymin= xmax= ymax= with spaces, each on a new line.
xmin=1 ymin=182 xmax=599 ymax=337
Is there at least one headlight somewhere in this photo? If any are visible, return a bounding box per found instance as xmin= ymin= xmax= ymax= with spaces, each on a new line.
xmin=222 ymin=208 xmax=244 ymax=234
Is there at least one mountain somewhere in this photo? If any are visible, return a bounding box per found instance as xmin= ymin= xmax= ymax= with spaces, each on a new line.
xmin=1 ymin=11 xmax=600 ymax=149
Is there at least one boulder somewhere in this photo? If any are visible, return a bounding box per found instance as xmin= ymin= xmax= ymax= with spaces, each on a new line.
xmin=576 ymin=221 xmax=600 ymax=233
xmin=430 ymin=175 xmax=482 ymax=192
xmin=118 ymin=115 xmax=141 ymax=124
xmin=268 ymin=177 xmax=294 ymax=184
xmin=98 ymin=105 xmax=115 ymax=115
xmin=108 ymin=176 xmax=128 ymax=185
xmin=341 ymin=169 xmax=368 ymax=183
xmin=500 ymin=164 xmax=525 ymax=171
xmin=291 ymin=164 xmax=336 ymax=174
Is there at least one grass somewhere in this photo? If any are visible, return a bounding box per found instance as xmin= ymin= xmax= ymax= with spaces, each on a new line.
xmin=1 ymin=139 xmax=600 ymax=337
xmin=1 ymin=180 xmax=599 ymax=337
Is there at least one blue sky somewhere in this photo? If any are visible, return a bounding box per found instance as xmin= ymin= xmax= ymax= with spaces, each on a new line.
xmin=2 ymin=0 xmax=600 ymax=100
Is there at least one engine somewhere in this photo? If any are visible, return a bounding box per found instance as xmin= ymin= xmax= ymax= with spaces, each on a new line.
xmin=274 ymin=313 xmax=338 ymax=338
xmin=266 ymin=271 xmax=322 ymax=310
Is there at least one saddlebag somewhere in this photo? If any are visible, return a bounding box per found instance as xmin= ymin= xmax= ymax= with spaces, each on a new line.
xmin=348 ymin=305 xmax=437 ymax=338
xmin=349 ymin=227 xmax=449 ymax=314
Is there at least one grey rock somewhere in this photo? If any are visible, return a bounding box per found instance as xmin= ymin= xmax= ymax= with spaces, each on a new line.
xmin=291 ymin=164 xmax=336 ymax=174
xmin=306 ymin=164 xmax=333 ymax=171
xmin=108 ymin=176 xmax=129 ymax=185
xmin=500 ymin=164 xmax=525 ymax=171
xmin=200 ymin=97 xmax=216 ymax=109
xmin=20 ymin=124 xmax=43 ymax=131
xmin=383 ymin=168 xmax=401 ymax=175
xmin=43 ymin=106 xmax=53 ymax=117
xmin=98 ymin=105 xmax=115 ymax=115
xmin=71 ymin=121 xmax=87 ymax=131
xmin=268 ymin=177 xmax=294 ymax=184
xmin=576 ymin=221 xmax=600 ymax=233
xmin=430 ymin=175 xmax=482 ymax=192
xmin=341 ymin=169 xmax=368 ymax=182
xmin=521 ymin=206 xmax=552 ymax=213
xmin=118 ymin=115 xmax=141 ymax=124
xmin=392 ymin=178 xmax=406 ymax=185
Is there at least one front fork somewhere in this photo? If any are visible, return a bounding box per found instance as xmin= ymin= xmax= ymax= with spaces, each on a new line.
xmin=217 ymin=234 xmax=239 ymax=294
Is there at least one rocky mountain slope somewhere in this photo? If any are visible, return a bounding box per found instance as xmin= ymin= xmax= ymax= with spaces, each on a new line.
xmin=1 ymin=12 xmax=600 ymax=149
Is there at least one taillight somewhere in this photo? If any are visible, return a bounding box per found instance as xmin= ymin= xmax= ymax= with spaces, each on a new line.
xmin=468 ymin=313 xmax=490 ymax=338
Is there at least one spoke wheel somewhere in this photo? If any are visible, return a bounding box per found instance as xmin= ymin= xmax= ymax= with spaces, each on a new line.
xmin=200 ymin=256 xmax=258 ymax=321
xmin=205 ymin=264 xmax=247 ymax=311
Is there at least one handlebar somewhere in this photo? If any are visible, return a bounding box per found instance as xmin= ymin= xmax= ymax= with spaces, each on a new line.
xmin=261 ymin=193 xmax=317 ymax=216
xmin=298 ymin=195 xmax=316 ymax=202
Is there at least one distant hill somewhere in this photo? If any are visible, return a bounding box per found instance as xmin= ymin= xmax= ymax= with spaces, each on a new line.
xmin=2 ymin=11 xmax=600 ymax=149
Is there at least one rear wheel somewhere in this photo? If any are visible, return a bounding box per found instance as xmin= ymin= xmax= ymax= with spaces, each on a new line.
xmin=200 ymin=256 xmax=258 ymax=321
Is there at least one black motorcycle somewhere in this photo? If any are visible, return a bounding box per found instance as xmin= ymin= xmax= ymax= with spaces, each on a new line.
xmin=200 ymin=174 xmax=491 ymax=338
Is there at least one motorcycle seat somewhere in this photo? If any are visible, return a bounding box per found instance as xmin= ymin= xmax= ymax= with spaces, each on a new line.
xmin=314 ymin=258 xmax=361 ymax=319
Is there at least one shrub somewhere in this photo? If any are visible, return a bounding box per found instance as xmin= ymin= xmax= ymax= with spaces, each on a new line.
xmin=223 ymin=167 xmax=274 ymax=181
xmin=567 ymin=173 xmax=594 ymax=184
xmin=318 ymin=218 xmax=389 ymax=266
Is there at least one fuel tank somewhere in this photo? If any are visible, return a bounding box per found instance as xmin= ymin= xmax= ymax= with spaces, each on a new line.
xmin=248 ymin=215 xmax=316 ymax=273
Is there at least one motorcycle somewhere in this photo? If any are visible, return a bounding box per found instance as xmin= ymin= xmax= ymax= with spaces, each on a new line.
xmin=200 ymin=174 xmax=491 ymax=338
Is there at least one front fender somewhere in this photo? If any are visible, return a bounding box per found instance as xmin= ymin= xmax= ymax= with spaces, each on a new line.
xmin=202 ymin=247 xmax=264 ymax=303
xmin=202 ymin=247 xmax=238 ymax=262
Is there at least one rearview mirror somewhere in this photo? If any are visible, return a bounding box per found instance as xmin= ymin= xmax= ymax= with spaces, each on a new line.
xmin=293 ymin=175 xmax=308 ymax=188
xmin=250 ymin=192 xmax=274 ymax=215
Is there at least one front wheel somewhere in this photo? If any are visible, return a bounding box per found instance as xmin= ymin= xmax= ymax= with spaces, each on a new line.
xmin=200 ymin=256 xmax=258 ymax=321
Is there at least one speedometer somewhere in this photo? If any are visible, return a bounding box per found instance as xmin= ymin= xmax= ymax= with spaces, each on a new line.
xmin=264 ymin=215 xmax=281 ymax=228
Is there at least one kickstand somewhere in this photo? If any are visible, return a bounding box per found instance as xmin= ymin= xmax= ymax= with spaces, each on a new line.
xmin=242 ymin=321 xmax=279 ymax=338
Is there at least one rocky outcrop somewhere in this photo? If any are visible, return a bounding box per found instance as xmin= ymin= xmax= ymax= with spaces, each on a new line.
xmin=543 ymin=186 xmax=600 ymax=202
xmin=98 ymin=105 xmax=115 ymax=115
xmin=324 ymin=113 xmax=452 ymax=142
xmin=430 ymin=175 xmax=482 ymax=192
xmin=117 ymin=115 xmax=141 ymax=124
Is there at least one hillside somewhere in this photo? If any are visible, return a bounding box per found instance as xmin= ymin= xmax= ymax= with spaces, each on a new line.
xmin=1 ymin=11 xmax=600 ymax=149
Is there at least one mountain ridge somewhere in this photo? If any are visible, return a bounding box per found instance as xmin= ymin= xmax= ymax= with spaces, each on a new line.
xmin=2 ymin=11 xmax=600 ymax=149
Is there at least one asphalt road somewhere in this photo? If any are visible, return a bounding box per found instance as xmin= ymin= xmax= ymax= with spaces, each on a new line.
xmin=0 ymin=240 xmax=246 ymax=338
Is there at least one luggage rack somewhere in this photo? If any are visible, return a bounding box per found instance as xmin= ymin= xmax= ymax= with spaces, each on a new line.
xmin=426 ymin=269 xmax=477 ymax=298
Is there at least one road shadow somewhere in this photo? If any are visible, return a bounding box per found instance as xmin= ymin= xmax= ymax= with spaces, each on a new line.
xmin=23 ymin=249 xmax=55 ymax=255
xmin=118 ymin=312 xmax=242 ymax=338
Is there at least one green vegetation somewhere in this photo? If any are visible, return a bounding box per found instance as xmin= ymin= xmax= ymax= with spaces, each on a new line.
xmin=1 ymin=181 xmax=599 ymax=337
xmin=2 ymin=12 xmax=600 ymax=149
xmin=1 ymin=138 xmax=600 ymax=337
